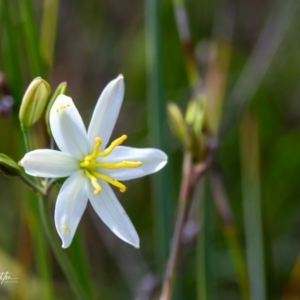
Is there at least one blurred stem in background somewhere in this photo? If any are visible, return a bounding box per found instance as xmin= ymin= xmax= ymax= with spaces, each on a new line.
xmin=219 ymin=0 xmax=299 ymax=139
xmin=171 ymin=0 xmax=201 ymax=89
xmin=19 ymin=0 xmax=46 ymax=78
xmin=160 ymin=153 xmax=210 ymax=300
xmin=145 ymin=0 xmax=173 ymax=272
xmin=197 ymin=178 xmax=213 ymax=300
xmin=205 ymin=0 xmax=235 ymax=136
xmin=168 ymin=0 xmax=251 ymax=299
xmin=240 ymin=113 xmax=267 ymax=300
xmin=40 ymin=0 xmax=59 ymax=73
xmin=210 ymin=169 xmax=251 ymax=300
xmin=1 ymin=0 xmax=23 ymax=102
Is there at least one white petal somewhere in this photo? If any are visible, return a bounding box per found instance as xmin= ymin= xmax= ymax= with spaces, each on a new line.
xmin=50 ymin=95 xmax=89 ymax=159
xmin=20 ymin=149 xmax=79 ymax=178
xmin=87 ymin=75 xmax=124 ymax=151
xmin=99 ymin=146 xmax=168 ymax=181
xmin=55 ymin=171 xmax=88 ymax=248
xmin=88 ymin=181 xmax=139 ymax=248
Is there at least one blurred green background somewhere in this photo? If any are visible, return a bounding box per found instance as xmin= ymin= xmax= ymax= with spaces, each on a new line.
xmin=1 ymin=0 xmax=300 ymax=299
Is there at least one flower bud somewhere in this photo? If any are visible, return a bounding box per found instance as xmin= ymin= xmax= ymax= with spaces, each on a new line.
xmin=167 ymin=102 xmax=187 ymax=143
xmin=0 ymin=154 xmax=22 ymax=176
xmin=185 ymin=95 xmax=206 ymax=137
xmin=19 ymin=77 xmax=51 ymax=129
xmin=45 ymin=82 xmax=68 ymax=136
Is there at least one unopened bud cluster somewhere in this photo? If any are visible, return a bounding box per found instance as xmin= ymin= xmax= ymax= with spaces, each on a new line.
xmin=167 ymin=95 xmax=207 ymax=161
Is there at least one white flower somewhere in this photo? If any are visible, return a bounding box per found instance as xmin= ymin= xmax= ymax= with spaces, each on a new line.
xmin=20 ymin=75 xmax=167 ymax=249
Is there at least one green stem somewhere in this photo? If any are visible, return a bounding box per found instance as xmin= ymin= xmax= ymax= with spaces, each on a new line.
xmin=209 ymin=169 xmax=251 ymax=300
xmin=160 ymin=153 xmax=192 ymax=300
xmin=19 ymin=174 xmax=45 ymax=195
xmin=38 ymin=195 xmax=91 ymax=300
xmin=27 ymin=192 xmax=53 ymax=300
xmin=197 ymin=178 xmax=213 ymax=300
xmin=21 ymin=128 xmax=91 ymax=300
xmin=145 ymin=0 xmax=173 ymax=272
xmin=240 ymin=114 xmax=267 ymax=300
xmin=22 ymin=130 xmax=53 ymax=300
xmin=160 ymin=155 xmax=209 ymax=300
xmin=1 ymin=0 xmax=23 ymax=102
xmin=22 ymin=128 xmax=33 ymax=152
xmin=69 ymin=230 xmax=94 ymax=299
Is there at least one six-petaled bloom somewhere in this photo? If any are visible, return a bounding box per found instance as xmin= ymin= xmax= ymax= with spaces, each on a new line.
xmin=19 ymin=75 xmax=167 ymax=249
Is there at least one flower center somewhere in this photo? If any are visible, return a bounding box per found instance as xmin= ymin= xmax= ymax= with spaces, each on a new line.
xmin=80 ymin=135 xmax=142 ymax=194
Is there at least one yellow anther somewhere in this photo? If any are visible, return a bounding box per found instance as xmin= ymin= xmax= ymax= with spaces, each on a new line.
xmin=94 ymin=161 xmax=142 ymax=169
xmin=56 ymin=103 xmax=70 ymax=113
xmin=85 ymin=170 xmax=101 ymax=194
xmin=92 ymin=172 xmax=127 ymax=192
xmin=97 ymin=135 xmax=127 ymax=157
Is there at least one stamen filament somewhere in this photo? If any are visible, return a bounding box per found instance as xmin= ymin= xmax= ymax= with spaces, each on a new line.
xmin=85 ymin=170 xmax=101 ymax=194
xmin=85 ymin=137 xmax=102 ymax=161
xmin=92 ymin=172 xmax=126 ymax=192
xmin=97 ymin=135 xmax=127 ymax=157
xmin=94 ymin=161 xmax=142 ymax=169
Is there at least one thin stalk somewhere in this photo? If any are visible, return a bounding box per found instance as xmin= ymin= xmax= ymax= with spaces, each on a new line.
xmin=210 ymin=168 xmax=251 ymax=300
xmin=38 ymin=195 xmax=91 ymax=300
xmin=19 ymin=174 xmax=45 ymax=195
xmin=23 ymin=130 xmax=93 ymax=299
xmin=160 ymin=153 xmax=209 ymax=300
xmin=27 ymin=192 xmax=53 ymax=300
xmin=145 ymin=0 xmax=173 ymax=270
xmin=22 ymin=129 xmax=91 ymax=300
xmin=22 ymin=130 xmax=53 ymax=300
xmin=240 ymin=113 xmax=266 ymax=300
xmin=69 ymin=230 xmax=94 ymax=299
xmin=197 ymin=178 xmax=213 ymax=300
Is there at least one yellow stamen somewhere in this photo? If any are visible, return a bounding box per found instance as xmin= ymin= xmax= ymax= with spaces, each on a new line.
xmin=92 ymin=172 xmax=126 ymax=192
xmin=85 ymin=170 xmax=101 ymax=194
xmin=85 ymin=137 xmax=102 ymax=161
xmin=94 ymin=161 xmax=142 ymax=169
xmin=97 ymin=135 xmax=127 ymax=157
xmin=81 ymin=135 xmax=142 ymax=194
